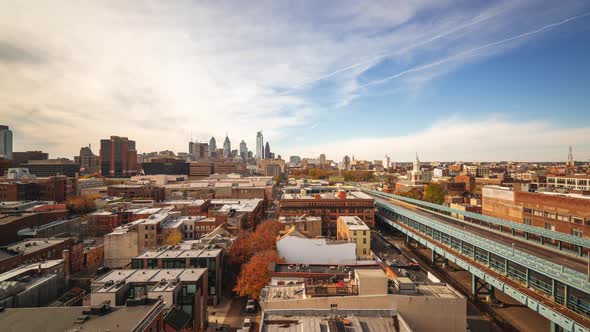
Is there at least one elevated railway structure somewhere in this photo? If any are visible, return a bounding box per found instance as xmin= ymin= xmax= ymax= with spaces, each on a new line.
xmin=364 ymin=189 xmax=590 ymax=332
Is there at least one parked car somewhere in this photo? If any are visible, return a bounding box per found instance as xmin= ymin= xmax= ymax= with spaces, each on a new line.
xmin=245 ymin=299 xmax=256 ymax=313
xmin=242 ymin=318 xmax=252 ymax=331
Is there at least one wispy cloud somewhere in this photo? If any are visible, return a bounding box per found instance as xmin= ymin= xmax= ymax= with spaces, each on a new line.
xmin=0 ymin=1 xmax=587 ymax=158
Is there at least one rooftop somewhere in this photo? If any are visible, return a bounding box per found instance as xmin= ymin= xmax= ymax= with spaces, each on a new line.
xmin=0 ymin=303 xmax=162 ymax=332
xmin=134 ymin=245 xmax=222 ymax=260
xmin=3 ymin=238 xmax=68 ymax=256
xmin=281 ymin=191 xmax=373 ymax=200
xmin=339 ymin=216 xmax=369 ymax=231
xmin=260 ymin=309 xmax=412 ymax=332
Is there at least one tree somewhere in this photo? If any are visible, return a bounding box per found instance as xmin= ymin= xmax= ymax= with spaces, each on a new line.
xmin=66 ymin=195 xmax=99 ymax=214
xmin=423 ymin=183 xmax=446 ymax=204
xmin=164 ymin=230 xmax=183 ymax=245
xmin=233 ymin=249 xmax=282 ymax=299
xmin=227 ymin=220 xmax=282 ymax=266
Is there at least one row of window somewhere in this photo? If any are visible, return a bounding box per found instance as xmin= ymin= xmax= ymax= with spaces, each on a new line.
xmin=524 ymin=208 xmax=588 ymax=225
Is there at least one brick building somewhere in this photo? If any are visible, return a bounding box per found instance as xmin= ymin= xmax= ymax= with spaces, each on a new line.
xmin=0 ymin=238 xmax=74 ymax=273
xmin=0 ymin=176 xmax=77 ymax=202
xmin=0 ymin=210 xmax=69 ymax=246
xmin=86 ymin=211 xmax=121 ymax=236
xmin=279 ymin=190 xmax=374 ymax=237
xmin=99 ymin=136 xmax=137 ymax=177
xmin=483 ymin=185 xmax=590 ymax=238
xmin=107 ymin=184 xmax=165 ymax=201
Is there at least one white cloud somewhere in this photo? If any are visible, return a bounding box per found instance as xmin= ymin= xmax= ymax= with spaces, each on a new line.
xmin=0 ymin=1 xmax=587 ymax=158
xmin=294 ymin=117 xmax=590 ymax=162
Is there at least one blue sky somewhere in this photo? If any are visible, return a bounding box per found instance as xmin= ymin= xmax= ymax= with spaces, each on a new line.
xmin=1 ymin=1 xmax=589 ymax=161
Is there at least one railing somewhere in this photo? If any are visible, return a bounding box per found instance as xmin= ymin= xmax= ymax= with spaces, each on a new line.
xmin=365 ymin=189 xmax=590 ymax=251
xmin=376 ymin=200 xmax=590 ymax=294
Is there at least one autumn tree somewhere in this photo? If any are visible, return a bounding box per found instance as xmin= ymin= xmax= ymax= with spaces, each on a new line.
xmin=233 ymin=249 xmax=283 ymax=299
xmin=423 ymin=183 xmax=446 ymax=204
xmin=66 ymin=195 xmax=99 ymax=215
xmin=164 ymin=230 xmax=183 ymax=245
xmin=227 ymin=220 xmax=282 ymax=266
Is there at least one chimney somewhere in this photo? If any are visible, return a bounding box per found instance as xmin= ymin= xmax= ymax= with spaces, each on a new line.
xmin=62 ymin=249 xmax=71 ymax=276
xmin=337 ymin=191 xmax=346 ymax=200
xmin=314 ymin=194 xmax=321 ymax=200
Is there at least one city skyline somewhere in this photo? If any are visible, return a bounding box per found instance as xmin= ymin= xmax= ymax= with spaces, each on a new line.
xmin=1 ymin=1 xmax=590 ymax=161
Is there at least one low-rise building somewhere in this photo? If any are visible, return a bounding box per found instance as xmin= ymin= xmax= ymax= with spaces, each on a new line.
xmin=0 ymin=238 xmax=74 ymax=273
xmin=276 ymin=228 xmax=357 ymax=265
xmin=280 ymin=190 xmax=374 ymax=236
xmin=278 ymin=215 xmax=322 ymax=238
xmin=337 ymin=216 xmax=371 ymax=259
xmin=0 ymin=210 xmax=69 ymax=246
xmin=130 ymin=243 xmax=223 ymax=305
xmin=0 ymin=260 xmax=66 ymax=308
xmin=87 ymin=211 xmax=121 ymax=236
xmin=107 ymin=184 xmax=165 ymax=201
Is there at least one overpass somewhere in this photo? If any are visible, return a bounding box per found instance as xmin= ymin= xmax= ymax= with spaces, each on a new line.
xmin=363 ymin=189 xmax=590 ymax=332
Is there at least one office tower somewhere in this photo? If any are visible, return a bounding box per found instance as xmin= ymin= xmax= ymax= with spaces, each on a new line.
xmin=0 ymin=125 xmax=13 ymax=160
xmin=256 ymin=131 xmax=264 ymax=159
xmin=189 ymin=141 xmax=209 ymax=161
xmin=341 ymin=155 xmax=351 ymax=171
xmin=99 ymin=136 xmax=137 ymax=177
xmin=239 ymin=140 xmax=248 ymax=160
xmin=223 ymin=134 xmax=231 ymax=159
xmin=319 ymin=154 xmax=326 ymax=165
xmin=78 ymin=145 xmax=100 ymax=174
xmin=383 ymin=155 xmax=390 ymax=169
xmin=265 ymin=142 xmax=271 ymax=159
xmin=209 ymin=137 xmax=217 ymax=158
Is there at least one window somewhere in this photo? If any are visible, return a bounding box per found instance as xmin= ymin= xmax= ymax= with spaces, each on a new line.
xmin=330 ymin=304 xmax=338 ymax=309
xmin=145 ymin=234 xmax=149 ymax=239
xmin=533 ymin=210 xmax=543 ymax=217
xmin=363 ymin=230 xmax=366 ymax=235
xmin=557 ymin=215 xmax=569 ymax=222
xmin=572 ymin=217 xmax=583 ymax=225
xmin=363 ymin=248 xmax=367 ymax=254
xmin=363 ymin=238 xmax=366 ymax=244
xmin=523 ymin=217 xmax=532 ymax=225
xmin=572 ymin=229 xmax=583 ymax=238
xmin=544 ymin=223 xmax=554 ymax=231
xmin=523 ymin=208 xmax=532 ymax=214
xmin=545 ymin=212 xmax=555 ymax=219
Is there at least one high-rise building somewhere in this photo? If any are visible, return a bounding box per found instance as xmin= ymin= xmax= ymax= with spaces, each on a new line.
xmin=319 ymin=154 xmax=326 ymax=165
xmin=189 ymin=141 xmax=209 ymax=161
xmin=289 ymin=155 xmax=301 ymax=164
xmin=12 ymin=151 xmax=48 ymax=166
xmin=265 ymin=142 xmax=271 ymax=160
xmin=99 ymin=136 xmax=137 ymax=177
xmin=341 ymin=155 xmax=351 ymax=171
xmin=383 ymin=155 xmax=390 ymax=170
xmin=78 ymin=145 xmax=100 ymax=174
xmin=223 ymin=134 xmax=231 ymax=159
xmin=256 ymin=131 xmax=264 ymax=160
xmin=0 ymin=125 xmax=13 ymax=160
xmin=239 ymin=140 xmax=248 ymax=160
xmin=209 ymin=137 xmax=217 ymax=158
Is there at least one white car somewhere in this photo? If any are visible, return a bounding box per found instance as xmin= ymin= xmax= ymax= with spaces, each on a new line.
xmin=242 ymin=318 xmax=252 ymax=331
xmin=245 ymin=299 xmax=256 ymax=313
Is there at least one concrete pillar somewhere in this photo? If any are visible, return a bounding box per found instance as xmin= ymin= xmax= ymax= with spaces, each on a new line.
xmin=541 ymin=236 xmax=544 ymax=245
xmin=578 ymin=245 xmax=583 ymax=257
xmin=471 ymin=274 xmax=478 ymax=297
xmin=564 ymin=284 xmax=569 ymax=308
xmin=525 ymin=268 xmax=530 ymax=287
xmin=511 ymin=228 xmax=515 ymax=236
xmin=524 ymin=232 xmax=529 ymax=240
xmin=551 ymin=279 xmax=556 ymax=300
xmin=550 ymin=322 xmax=560 ymax=332
xmin=558 ymin=241 xmax=562 ymax=251
xmin=486 ymin=252 xmax=491 ymax=267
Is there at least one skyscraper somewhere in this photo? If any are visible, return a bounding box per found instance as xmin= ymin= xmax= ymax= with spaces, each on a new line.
xmin=319 ymin=154 xmax=326 ymax=165
xmin=383 ymin=155 xmax=390 ymax=170
xmin=209 ymin=137 xmax=217 ymax=158
xmin=189 ymin=141 xmax=209 ymax=161
xmin=223 ymin=134 xmax=231 ymax=159
xmin=256 ymin=131 xmax=264 ymax=160
xmin=78 ymin=145 xmax=100 ymax=174
xmin=341 ymin=155 xmax=351 ymax=171
xmin=239 ymin=140 xmax=248 ymax=160
xmin=99 ymin=136 xmax=137 ymax=177
xmin=0 ymin=125 xmax=13 ymax=160
xmin=265 ymin=142 xmax=271 ymax=160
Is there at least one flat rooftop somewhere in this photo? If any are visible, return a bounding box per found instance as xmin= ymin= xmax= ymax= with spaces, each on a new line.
xmin=339 ymin=216 xmax=369 ymax=230
xmin=273 ymin=263 xmax=381 ymax=274
xmin=135 ymin=246 xmax=222 ymax=260
xmin=3 ymin=238 xmax=67 ymax=256
xmin=281 ymin=191 xmax=373 ymax=200
xmin=261 ymin=309 xmax=412 ymax=332
xmin=0 ymin=304 xmax=159 ymax=332
xmin=94 ymin=268 xmax=207 ymax=292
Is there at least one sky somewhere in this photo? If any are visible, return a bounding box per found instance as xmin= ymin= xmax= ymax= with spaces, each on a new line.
xmin=1 ymin=1 xmax=590 ymax=162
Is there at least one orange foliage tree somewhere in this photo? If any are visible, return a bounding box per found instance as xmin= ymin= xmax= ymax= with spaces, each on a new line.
xmin=66 ymin=195 xmax=99 ymax=214
xmin=233 ymin=249 xmax=283 ymax=299
xmin=227 ymin=220 xmax=282 ymax=266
